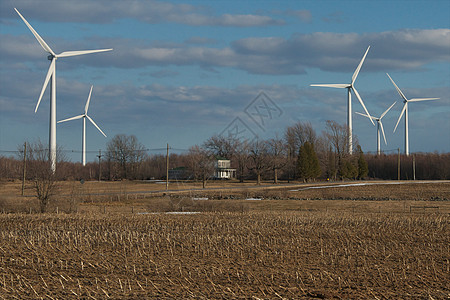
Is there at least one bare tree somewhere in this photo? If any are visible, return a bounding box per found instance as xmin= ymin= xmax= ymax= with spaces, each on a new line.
xmin=186 ymin=145 xmax=215 ymax=188
xmin=247 ymin=140 xmax=271 ymax=185
xmin=234 ymin=139 xmax=250 ymax=183
xmin=323 ymin=120 xmax=362 ymax=180
xmin=22 ymin=140 xmax=65 ymax=213
xmin=267 ymin=137 xmax=286 ymax=184
xmin=106 ymin=134 xmax=147 ymax=179
xmin=284 ymin=121 xmax=317 ymax=153
xmin=203 ymin=135 xmax=239 ymax=159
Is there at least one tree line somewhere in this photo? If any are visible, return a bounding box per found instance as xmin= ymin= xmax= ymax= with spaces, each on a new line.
xmin=1 ymin=120 xmax=449 ymax=183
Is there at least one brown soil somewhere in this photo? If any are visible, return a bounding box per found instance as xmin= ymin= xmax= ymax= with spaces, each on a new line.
xmin=0 ymin=211 xmax=448 ymax=299
xmin=0 ymin=180 xmax=448 ymax=298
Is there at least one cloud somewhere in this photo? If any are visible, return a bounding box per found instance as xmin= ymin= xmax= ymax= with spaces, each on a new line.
xmin=3 ymin=28 xmax=449 ymax=76
xmin=286 ymin=10 xmax=312 ymax=23
xmin=4 ymin=0 xmax=283 ymax=27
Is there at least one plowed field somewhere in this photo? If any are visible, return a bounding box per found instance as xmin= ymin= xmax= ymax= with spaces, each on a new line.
xmin=0 ymin=180 xmax=449 ymax=298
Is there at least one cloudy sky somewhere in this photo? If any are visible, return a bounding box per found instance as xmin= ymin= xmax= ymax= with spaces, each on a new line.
xmin=1 ymin=0 xmax=449 ymax=162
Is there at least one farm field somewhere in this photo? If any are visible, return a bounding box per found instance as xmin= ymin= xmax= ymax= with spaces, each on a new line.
xmin=0 ymin=180 xmax=449 ymax=298
xmin=0 ymin=211 xmax=448 ymax=299
xmin=1 ymin=179 xmax=449 ymax=214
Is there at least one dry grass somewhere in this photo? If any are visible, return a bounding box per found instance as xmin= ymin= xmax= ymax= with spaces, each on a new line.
xmin=0 ymin=211 xmax=448 ymax=298
xmin=2 ymin=179 xmax=449 ymax=214
xmin=1 ymin=179 xmax=449 ymax=298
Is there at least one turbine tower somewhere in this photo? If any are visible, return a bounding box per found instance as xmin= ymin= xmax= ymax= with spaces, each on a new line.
xmin=386 ymin=74 xmax=439 ymax=156
xmin=311 ymin=46 xmax=374 ymax=154
xmin=15 ymin=8 xmax=112 ymax=172
xmin=356 ymin=102 xmax=396 ymax=155
xmin=58 ymin=86 xmax=107 ymax=166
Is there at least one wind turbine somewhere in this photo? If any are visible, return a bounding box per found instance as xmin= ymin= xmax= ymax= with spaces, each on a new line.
xmin=356 ymin=102 xmax=396 ymax=155
xmin=386 ymin=73 xmax=439 ymax=156
xmin=15 ymin=8 xmax=112 ymax=172
xmin=58 ymin=86 xmax=107 ymax=166
xmin=310 ymin=46 xmax=374 ymax=154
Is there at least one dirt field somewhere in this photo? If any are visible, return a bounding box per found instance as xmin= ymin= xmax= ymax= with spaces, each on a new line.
xmin=0 ymin=211 xmax=448 ymax=299
xmin=0 ymin=180 xmax=449 ymax=298
xmin=1 ymin=179 xmax=449 ymax=214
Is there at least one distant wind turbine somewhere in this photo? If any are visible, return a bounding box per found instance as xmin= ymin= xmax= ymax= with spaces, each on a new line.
xmin=310 ymin=46 xmax=374 ymax=154
xmin=58 ymin=86 xmax=107 ymax=166
xmin=15 ymin=8 xmax=112 ymax=172
xmin=356 ymin=102 xmax=396 ymax=155
xmin=386 ymin=73 xmax=439 ymax=156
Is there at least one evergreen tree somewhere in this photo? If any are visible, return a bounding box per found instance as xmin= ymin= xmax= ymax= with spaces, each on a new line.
xmin=297 ymin=142 xmax=321 ymax=181
xmin=326 ymin=146 xmax=337 ymax=180
xmin=357 ymin=145 xmax=369 ymax=179
xmin=342 ymin=160 xmax=358 ymax=179
xmin=306 ymin=142 xmax=321 ymax=180
xmin=297 ymin=143 xmax=310 ymax=181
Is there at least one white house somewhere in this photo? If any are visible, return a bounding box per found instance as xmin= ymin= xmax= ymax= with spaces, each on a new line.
xmin=214 ymin=157 xmax=236 ymax=179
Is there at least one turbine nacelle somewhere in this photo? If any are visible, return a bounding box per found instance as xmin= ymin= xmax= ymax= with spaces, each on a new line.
xmin=356 ymin=101 xmax=396 ymax=147
xmin=387 ymin=73 xmax=439 ymax=133
xmin=58 ymin=86 xmax=107 ymax=137
xmin=15 ymin=7 xmax=112 ymax=171
xmin=387 ymin=73 xmax=439 ymax=155
xmin=310 ymin=46 xmax=374 ymax=132
xmin=15 ymin=8 xmax=112 ymax=113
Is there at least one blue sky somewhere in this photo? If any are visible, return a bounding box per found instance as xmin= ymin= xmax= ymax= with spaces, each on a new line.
xmin=1 ymin=0 xmax=449 ymax=162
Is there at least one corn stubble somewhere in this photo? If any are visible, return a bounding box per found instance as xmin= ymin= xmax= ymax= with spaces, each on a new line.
xmin=0 ymin=212 xmax=448 ymax=299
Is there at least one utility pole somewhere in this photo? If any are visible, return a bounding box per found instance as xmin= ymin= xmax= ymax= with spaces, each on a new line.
xmin=97 ymin=149 xmax=102 ymax=181
xmin=166 ymin=143 xmax=169 ymax=191
xmin=397 ymin=148 xmax=400 ymax=180
xmin=287 ymin=147 xmax=291 ymax=183
xmin=413 ymin=154 xmax=416 ymax=180
xmin=21 ymin=142 xmax=27 ymax=196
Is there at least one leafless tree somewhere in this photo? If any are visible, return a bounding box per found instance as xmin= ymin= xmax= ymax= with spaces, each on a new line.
xmin=186 ymin=145 xmax=215 ymax=188
xmin=284 ymin=121 xmax=317 ymax=153
xmin=203 ymin=135 xmax=239 ymax=159
xmin=22 ymin=140 xmax=65 ymax=213
xmin=323 ymin=120 xmax=361 ymax=179
xmin=234 ymin=139 xmax=250 ymax=182
xmin=267 ymin=137 xmax=287 ymax=184
xmin=247 ymin=140 xmax=271 ymax=185
xmin=106 ymin=134 xmax=147 ymax=179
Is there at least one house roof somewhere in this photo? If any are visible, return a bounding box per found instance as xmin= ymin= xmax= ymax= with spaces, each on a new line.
xmin=215 ymin=155 xmax=229 ymax=161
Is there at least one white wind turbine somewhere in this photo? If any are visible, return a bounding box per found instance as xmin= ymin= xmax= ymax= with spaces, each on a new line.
xmin=311 ymin=46 xmax=374 ymax=154
xmin=58 ymin=86 xmax=107 ymax=166
xmin=15 ymin=8 xmax=112 ymax=172
xmin=355 ymin=102 xmax=396 ymax=155
xmin=386 ymin=73 xmax=439 ymax=156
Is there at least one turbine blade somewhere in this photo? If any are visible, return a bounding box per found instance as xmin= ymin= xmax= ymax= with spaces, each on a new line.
xmin=57 ymin=49 xmax=113 ymax=58
xmin=379 ymin=121 xmax=387 ymax=145
xmin=14 ymin=8 xmax=56 ymax=56
xmin=86 ymin=115 xmax=107 ymax=137
xmin=85 ymin=85 xmax=94 ymax=114
xmin=58 ymin=114 xmax=84 ymax=123
xmin=35 ymin=58 xmax=55 ymax=112
xmin=352 ymin=87 xmax=374 ymax=125
xmin=408 ymin=98 xmax=439 ymax=102
xmin=394 ymin=102 xmax=407 ymax=132
xmin=351 ymin=46 xmax=370 ymax=84
xmin=310 ymin=83 xmax=350 ymax=88
xmin=380 ymin=102 xmax=396 ymax=119
xmin=386 ymin=73 xmax=408 ymax=102
xmin=355 ymin=111 xmax=377 ymax=123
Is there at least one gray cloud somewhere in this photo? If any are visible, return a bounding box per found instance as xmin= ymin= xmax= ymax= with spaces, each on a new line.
xmin=106 ymin=28 xmax=450 ymax=74
xmin=2 ymin=0 xmax=283 ymax=27
xmin=2 ymin=28 xmax=449 ymax=76
xmin=286 ymin=10 xmax=312 ymax=23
